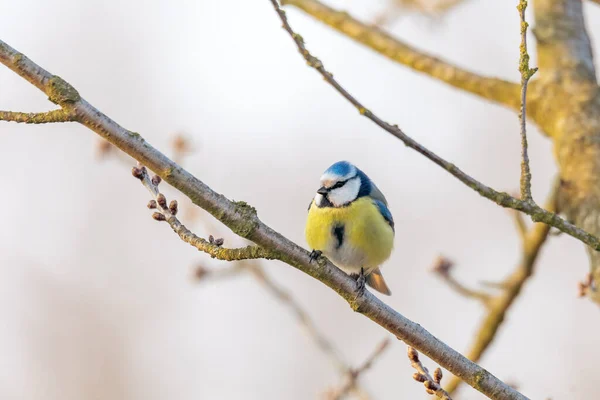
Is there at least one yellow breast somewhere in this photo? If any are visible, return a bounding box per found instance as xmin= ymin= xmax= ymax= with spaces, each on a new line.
xmin=305 ymin=197 xmax=394 ymax=273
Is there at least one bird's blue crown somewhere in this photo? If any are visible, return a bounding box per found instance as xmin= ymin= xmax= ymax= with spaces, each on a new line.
xmin=324 ymin=161 xmax=356 ymax=178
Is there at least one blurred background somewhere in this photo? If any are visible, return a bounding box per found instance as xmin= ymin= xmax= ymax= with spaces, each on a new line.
xmin=1 ymin=0 xmax=600 ymax=399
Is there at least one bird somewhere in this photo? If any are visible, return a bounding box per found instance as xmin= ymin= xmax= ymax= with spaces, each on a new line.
xmin=305 ymin=161 xmax=395 ymax=295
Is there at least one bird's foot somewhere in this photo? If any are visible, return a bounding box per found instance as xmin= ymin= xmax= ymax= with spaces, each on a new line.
xmin=354 ymin=267 xmax=366 ymax=297
xmin=309 ymin=249 xmax=322 ymax=263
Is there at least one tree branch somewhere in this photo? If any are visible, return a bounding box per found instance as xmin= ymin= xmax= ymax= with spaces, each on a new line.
xmin=532 ymin=0 xmax=596 ymax=84
xmin=281 ymin=0 xmax=522 ymax=110
xmin=248 ymin=264 xmax=350 ymax=373
xmin=133 ymin=166 xmax=279 ymax=262
xmin=529 ymin=0 xmax=600 ymax=303
xmin=194 ymin=263 xmax=248 ymax=281
xmin=0 ymin=109 xmax=76 ymax=123
xmin=443 ymin=187 xmax=557 ymax=394
xmin=517 ymin=0 xmax=537 ymax=202
xmin=374 ymin=0 xmax=467 ymax=24
xmin=441 ymin=274 xmax=491 ymax=303
xmin=513 ymin=210 xmax=528 ymax=241
xmin=197 ymin=261 xmax=351 ymax=374
xmin=326 ymin=338 xmax=390 ymax=400
xmin=197 ymin=261 xmax=376 ymax=399
xmin=432 ymin=257 xmax=492 ymax=304
xmin=0 ymin=36 xmax=528 ymax=399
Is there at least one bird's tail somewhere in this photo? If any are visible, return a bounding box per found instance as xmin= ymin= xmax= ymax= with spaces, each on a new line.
xmin=366 ymin=268 xmax=392 ymax=295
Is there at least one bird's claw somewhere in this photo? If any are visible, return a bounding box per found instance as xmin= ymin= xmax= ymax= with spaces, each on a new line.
xmin=355 ymin=267 xmax=366 ymax=296
xmin=309 ymin=249 xmax=322 ymax=263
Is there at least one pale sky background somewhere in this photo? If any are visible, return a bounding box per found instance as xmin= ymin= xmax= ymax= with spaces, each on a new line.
xmin=1 ymin=0 xmax=600 ymax=399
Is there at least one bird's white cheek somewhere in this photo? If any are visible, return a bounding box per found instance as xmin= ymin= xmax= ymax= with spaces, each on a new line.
xmin=328 ymin=178 xmax=361 ymax=207
xmin=314 ymin=193 xmax=325 ymax=206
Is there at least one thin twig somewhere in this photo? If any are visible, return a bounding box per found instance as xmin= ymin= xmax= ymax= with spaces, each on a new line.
xmin=132 ymin=165 xmax=279 ymax=262
xmin=443 ymin=275 xmax=491 ymax=303
xmin=513 ymin=210 xmax=528 ymax=241
xmin=444 ymin=186 xmax=557 ymax=394
xmin=578 ymin=273 xmax=595 ymax=298
xmin=374 ymin=0 xmax=465 ymax=26
xmin=432 ymin=257 xmax=491 ymax=304
xmin=0 ymin=109 xmax=76 ymax=123
xmin=194 ymin=264 xmax=248 ymax=281
xmin=249 ymin=265 xmax=349 ymax=373
xmin=386 ymin=0 xmax=466 ymax=17
xmin=327 ymin=339 xmax=391 ymax=400
xmin=517 ymin=0 xmax=537 ymax=202
xmin=0 ymin=36 xmax=531 ymax=399
xmin=197 ymin=262 xmax=373 ymax=399
xmin=408 ymin=346 xmax=452 ymax=399
xmin=281 ymin=0 xmax=522 ymax=110
xmin=197 ymin=262 xmax=348 ymax=370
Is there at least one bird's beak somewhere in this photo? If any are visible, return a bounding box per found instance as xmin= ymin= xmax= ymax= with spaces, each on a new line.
xmin=317 ymin=186 xmax=329 ymax=196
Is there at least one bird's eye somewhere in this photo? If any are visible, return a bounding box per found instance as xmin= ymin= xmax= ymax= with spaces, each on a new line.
xmin=331 ymin=180 xmax=347 ymax=189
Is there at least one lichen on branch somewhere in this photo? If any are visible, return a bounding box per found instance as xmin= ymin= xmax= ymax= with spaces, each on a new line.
xmin=132 ymin=165 xmax=279 ymax=262
xmin=0 ymin=109 xmax=76 ymax=124
xmin=516 ymin=0 xmax=537 ymax=203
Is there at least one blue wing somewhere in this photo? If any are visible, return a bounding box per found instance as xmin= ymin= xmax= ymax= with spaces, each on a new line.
xmin=373 ymin=199 xmax=394 ymax=232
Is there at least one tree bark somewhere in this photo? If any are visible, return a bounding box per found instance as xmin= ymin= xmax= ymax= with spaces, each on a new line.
xmin=530 ymin=0 xmax=600 ymax=302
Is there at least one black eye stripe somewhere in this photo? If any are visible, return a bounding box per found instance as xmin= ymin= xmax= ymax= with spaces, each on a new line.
xmin=331 ymin=180 xmax=347 ymax=189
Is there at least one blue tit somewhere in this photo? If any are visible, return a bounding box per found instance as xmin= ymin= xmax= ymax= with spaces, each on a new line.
xmin=305 ymin=161 xmax=394 ymax=295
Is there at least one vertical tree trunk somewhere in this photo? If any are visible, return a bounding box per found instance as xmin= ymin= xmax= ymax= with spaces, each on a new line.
xmin=531 ymin=0 xmax=600 ymax=302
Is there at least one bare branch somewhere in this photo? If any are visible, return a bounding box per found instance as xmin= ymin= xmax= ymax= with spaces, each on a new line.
xmin=513 ymin=210 xmax=528 ymax=241
xmin=444 ymin=187 xmax=557 ymax=394
xmin=280 ymin=0 xmax=522 ymax=110
xmin=197 ymin=262 xmax=373 ymax=398
xmin=529 ymin=0 xmax=600 ymax=302
xmin=517 ymin=0 xmax=537 ymax=202
xmin=443 ymin=274 xmax=491 ymax=303
xmin=432 ymin=257 xmax=491 ymax=304
xmin=578 ymin=273 xmax=595 ymax=297
xmin=373 ymin=0 xmax=467 ymax=27
xmin=533 ymin=0 xmax=596 ymax=84
xmin=389 ymin=0 xmax=466 ymax=15
xmin=0 ymin=109 xmax=75 ymax=123
xmin=132 ymin=166 xmax=279 ymax=262
xmin=249 ymin=265 xmax=349 ymax=373
xmin=0 ymin=35 xmax=529 ymax=399
xmin=408 ymin=346 xmax=452 ymax=399
xmin=194 ymin=264 xmax=248 ymax=281
xmin=327 ymin=339 xmax=390 ymax=400
xmin=353 ymin=339 xmax=390 ymax=381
